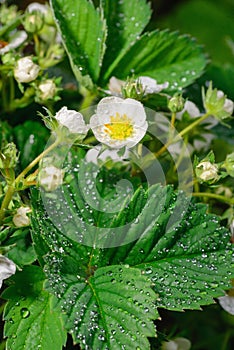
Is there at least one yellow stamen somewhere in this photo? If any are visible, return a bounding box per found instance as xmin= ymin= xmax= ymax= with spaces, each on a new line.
xmin=104 ymin=112 xmax=133 ymax=140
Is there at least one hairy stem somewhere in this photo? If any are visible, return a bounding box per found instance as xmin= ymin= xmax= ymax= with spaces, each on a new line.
xmin=192 ymin=192 xmax=234 ymax=205
xmin=155 ymin=113 xmax=210 ymax=158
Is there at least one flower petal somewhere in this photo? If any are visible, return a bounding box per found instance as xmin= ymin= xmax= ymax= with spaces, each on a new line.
xmin=0 ymin=255 xmax=16 ymax=289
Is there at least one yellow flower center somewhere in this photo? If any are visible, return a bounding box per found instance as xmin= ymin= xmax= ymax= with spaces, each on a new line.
xmin=104 ymin=112 xmax=134 ymax=140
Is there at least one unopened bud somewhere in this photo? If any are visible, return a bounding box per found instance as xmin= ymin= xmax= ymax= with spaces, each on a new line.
xmin=14 ymin=57 xmax=40 ymax=83
xmin=23 ymin=10 xmax=44 ymax=34
xmin=168 ymin=95 xmax=185 ymax=113
xmin=196 ymin=161 xmax=218 ymax=182
xmin=12 ymin=206 xmax=31 ymax=227
xmin=0 ymin=143 xmax=18 ymax=169
xmin=38 ymin=79 xmax=57 ymax=101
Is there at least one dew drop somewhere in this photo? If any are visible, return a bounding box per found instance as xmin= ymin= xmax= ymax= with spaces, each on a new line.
xmin=20 ymin=308 xmax=30 ymax=319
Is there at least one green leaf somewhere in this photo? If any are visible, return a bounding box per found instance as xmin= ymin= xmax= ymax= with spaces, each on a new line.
xmin=105 ymin=29 xmax=207 ymax=92
xmin=2 ymin=266 xmax=67 ymax=350
xmin=6 ymin=229 xmax=37 ymax=268
xmin=46 ymin=261 xmax=157 ymax=349
xmin=31 ymin=164 xmax=234 ymax=347
xmin=50 ymin=0 xmax=107 ymax=89
xmin=103 ymin=188 xmax=234 ymax=310
xmin=100 ymin=0 xmax=151 ymax=79
xmin=14 ymin=121 xmax=49 ymax=170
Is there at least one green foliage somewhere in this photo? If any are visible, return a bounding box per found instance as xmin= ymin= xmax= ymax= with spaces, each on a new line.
xmin=50 ymin=0 xmax=207 ymax=92
xmin=48 ymin=263 xmax=157 ymax=349
xmin=157 ymin=0 xmax=234 ymax=65
xmin=103 ymin=29 xmax=207 ymax=92
xmin=29 ymin=162 xmax=234 ymax=349
xmin=100 ymin=0 xmax=152 ymax=77
xmin=50 ymin=0 xmax=107 ymax=89
xmin=2 ymin=266 xmax=67 ymax=350
xmin=13 ymin=121 xmax=49 ymax=170
xmin=6 ymin=229 xmax=37 ymax=268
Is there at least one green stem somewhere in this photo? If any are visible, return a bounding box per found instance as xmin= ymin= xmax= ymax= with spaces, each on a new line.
xmin=192 ymin=192 xmax=234 ymax=205
xmin=170 ymin=111 xmax=176 ymax=128
xmin=0 ymin=185 xmax=15 ymax=224
xmin=155 ymin=113 xmax=210 ymax=158
xmin=33 ymin=33 xmax=40 ymax=56
xmin=15 ymin=139 xmax=60 ymax=185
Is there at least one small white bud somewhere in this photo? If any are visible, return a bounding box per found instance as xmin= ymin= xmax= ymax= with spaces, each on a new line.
xmin=0 ymin=255 xmax=16 ymax=289
xmin=12 ymin=206 xmax=31 ymax=227
xmin=38 ymin=79 xmax=56 ymax=100
xmin=196 ymin=161 xmax=218 ymax=182
xmin=14 ymin=56 xmax=40 ymax=83
xmin=38 ymin=165 xmax=63 ymax=191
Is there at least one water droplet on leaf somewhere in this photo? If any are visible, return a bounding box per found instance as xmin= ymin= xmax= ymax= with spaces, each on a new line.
xmin=20 ymin=308 xmax=30 ymax=319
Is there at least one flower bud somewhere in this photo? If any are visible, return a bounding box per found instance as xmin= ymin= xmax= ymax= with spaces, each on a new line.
xmin=168 ymin=94 xmax=185 ymax=113
xmin=27 ymin=2 xmax=54 ymax=25
xmin=23 ymin=10 xmax=44 ymax=34
xmin=12 ymin=206 xmax=31 ymax=227
xmin=196 ymin=161 xmax=218 ymax=182
xmin=38 ymin=165 xmax=64 ymax=191
xmin=14 ymin=56 xmax=40 ymax=83
xmin=0 ymin=255 xmax=16 ymax=289
xmin=38 ymin=79 xmax=57 ymax=101
xmin=0 ymin=142 xmax=18 ymax=169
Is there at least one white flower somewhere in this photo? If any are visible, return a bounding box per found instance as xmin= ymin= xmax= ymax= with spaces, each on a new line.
xmin=90 ymin=96 xmax=148 ymax=149
xmin=138 ymin=76 xmax=169 ymax=94
xmin=161 ymin=337 xmax=191 ymax=350
xmin=196 ymin=161 xmax=218 ymax=182
xmin=219 ymin=294 xmax=234 ymax=315
xmin=55 ymin=106 xmax=89 ymax=136
xmin=0 ymin=31 xmax=27 ymax=55
xmin=108 ymin=76 xmax=168 ymax=97
xmin=38 ymin=165 xmax=63 ymax=191
xmin=12 ymin=206 xmax=31 ymax=227
xmin=0 ymin=255 xmax=16 ymax=289
xmin=14 ymin=56 xmax=40 ymax=83
xmin=176 ymin=101 xmax=200 ymax=120
xmin=217 ymin=90 xmax=234 ymax=115
xmin=38 ymin=79 xmax=56 ymax=100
